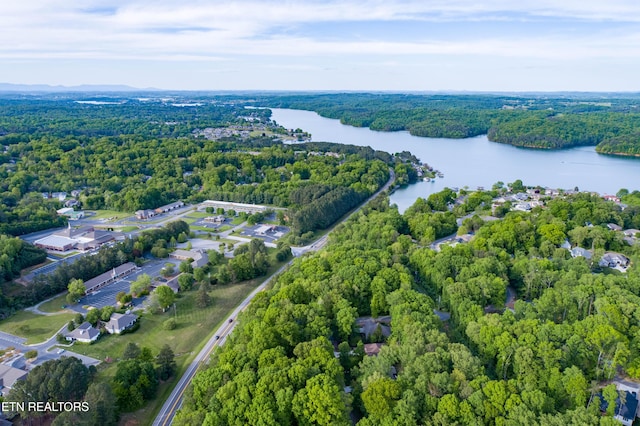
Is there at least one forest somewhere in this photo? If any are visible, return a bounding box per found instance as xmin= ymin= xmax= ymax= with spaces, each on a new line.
xmin=0 ymin=96 xmax=394 ymax=238
xmin=256 ymin=92 xmax=640 ymax=155
xmin=175 ymin=189 xmax=640 ymax=425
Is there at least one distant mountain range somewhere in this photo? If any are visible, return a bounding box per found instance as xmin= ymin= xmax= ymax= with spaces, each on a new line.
xmin=0 ymin=83 xmax=159 ymax=92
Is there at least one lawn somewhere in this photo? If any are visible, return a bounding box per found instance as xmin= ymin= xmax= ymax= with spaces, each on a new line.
xmin=37 ymin=293 xmax=69 ymax=314
xmin=0 ymin=311 xmax=74 ymax=344
xmin=72 ymin=280 xmax=259 ymax=424
xmin=185 ymin=212 xmax=213 ymax=219
xmin=230 ymin=217 xmax=245 ymax=225
xmin=86 ymin=210 xmax=132 ymax=221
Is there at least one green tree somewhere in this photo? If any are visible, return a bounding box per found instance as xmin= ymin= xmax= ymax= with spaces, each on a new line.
xmin=123 ymin=342 xmax=141 ymax=360
xmin=85 ymin=308 xmax=101 ymax=326
xmin=130 ymin=273 xmax=151 ymax=297
xmin=154 ymin=285 xmax=176 ymax=311
xmin=361 ymin=376 xmax=402 ymax=421
xmin=195 ymin=285 xmax=212 ymax=309
xmin=292 ymin=374 xmax=349 ymax=426
xmin=101 ymin=305 xmax=115 ymax=321
xmin=83 ymin=382 xmax=118 ymax=426
xmin=66 ymin=278 xmax=86 ymax=304
xmin=178 ymin=273 xmax=195 ymax=291
xmin=156 ymin=344 xmax=177 ymax=380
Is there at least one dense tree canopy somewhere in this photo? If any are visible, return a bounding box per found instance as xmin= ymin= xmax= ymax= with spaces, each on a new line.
xmin=176 ymin=190 xmax=640 ymax=425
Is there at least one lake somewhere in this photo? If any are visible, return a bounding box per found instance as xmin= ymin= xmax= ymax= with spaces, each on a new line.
xmin=269 ymin=108 xmax=640 ymax=212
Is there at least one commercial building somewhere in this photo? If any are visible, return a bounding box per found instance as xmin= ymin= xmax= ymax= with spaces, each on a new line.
xmin=136 ymin=201 xmax=184 ymax=219
xmin=34 ymin=225 xmax=115 ymax=252
xmin=83 ymin=262 xmax=137 ymax=294
xmin=199 ymin=200 xmax=267 ymax=215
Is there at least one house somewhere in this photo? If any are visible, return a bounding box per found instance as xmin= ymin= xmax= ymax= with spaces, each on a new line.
xmin=513 ymin=202 xmax=532 ymax=212
xmin=571 ymin=247 xmax=592 ymax=260
xmin=356 ymin=316 xmax=391 ymax=340
xmin=105 ymin=313 xmax=138 ymax=334
xmin=608 ymin=223 xmax=623 ymax=232
xmin=0 ymin=365 xmax=27 ymax=396
xmin=64 ymin=199 xmax=79 ymax=208
xmin=603 ymin=195 xmax=621 ymax=203
xmin=600 ymin=380 xmax=640 ymax=426
xmin=560 ymin=240 xmax=572 ymax=250
xmin=599 ymin=252 xmax=630 ymax=269
xmin=623 ymin=229 xmax=640 ymax=238
xmin=65 ymin=322 xmax=100 ymax=343
xmin=363 ymin=343 xmax=383 ymax=357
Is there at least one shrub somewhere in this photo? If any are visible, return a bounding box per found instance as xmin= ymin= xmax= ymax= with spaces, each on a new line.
xmin=163 ymin=318 xmax=176 ymax=330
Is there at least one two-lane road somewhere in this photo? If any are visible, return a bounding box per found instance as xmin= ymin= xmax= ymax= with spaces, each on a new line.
xmin=153 ymin=168 xmax=395 ymax=425
xmin=153 ymin=260 xmax=292 ymax=426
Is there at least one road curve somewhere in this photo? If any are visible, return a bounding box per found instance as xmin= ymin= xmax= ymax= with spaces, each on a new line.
xmin=153 ymin=168 xmax=395 ymax=425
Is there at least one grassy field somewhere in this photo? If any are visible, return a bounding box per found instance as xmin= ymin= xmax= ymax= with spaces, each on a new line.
xmin=186 ymin=211 xmax=213 ymax=219
xmin=87 ymin=210 xmax=132 ymax=220
xmin=230 ymin=217 xmax=245 ymax=225
xmin=71 ymin=277 xmax=267 ymax=424
xmin=0 ymin=311 xmax=74 ymax=344
xmin=119 ymin=226 xmax=139 ymax=233
xmin=37 ymin=293 xmax=69 ymax=314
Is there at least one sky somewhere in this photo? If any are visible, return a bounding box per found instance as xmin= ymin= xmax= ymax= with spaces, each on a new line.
xmin=2 ymin=0 xmax=640 ymax=91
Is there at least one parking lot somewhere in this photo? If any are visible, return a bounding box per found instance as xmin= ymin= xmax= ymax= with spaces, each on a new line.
xmin=69 ymin=258 xmax=181 ymax=313
xmin=193 ymin=217 xmax=229 ymax=229
xmin=239 ymin=224 xmax=289 ymax=244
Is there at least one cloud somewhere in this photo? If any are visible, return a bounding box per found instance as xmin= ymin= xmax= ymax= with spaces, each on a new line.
xmin=1 ymin=0 xmax=640 ymax=62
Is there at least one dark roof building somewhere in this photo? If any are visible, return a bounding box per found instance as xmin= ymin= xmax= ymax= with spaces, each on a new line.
xmin=0 ymin=364 xmax=27 ymax=396
xmin=65 ymin=322 xmax=100 ymax=343
xmin=105 ymin=313 xmax=138 ymax=334
xmin=84 ymin=262 xmax=137 ymax=294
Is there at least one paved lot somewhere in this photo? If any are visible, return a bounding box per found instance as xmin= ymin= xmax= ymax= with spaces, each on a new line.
xmin=193 ymin=218 xmax=230 ymax=229
xmin=69 ymin=258 xmax=181 ymax=313
xmin=239 ymin=224 xmax=289 ymax=244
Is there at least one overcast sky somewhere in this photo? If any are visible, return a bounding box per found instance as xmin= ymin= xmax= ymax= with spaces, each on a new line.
xmin=2 ymin=0 xmax=640 ymax=91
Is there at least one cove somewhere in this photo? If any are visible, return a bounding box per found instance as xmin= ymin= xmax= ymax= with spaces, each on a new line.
xmin=269 ymin=108 xmax=640 ymax=212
